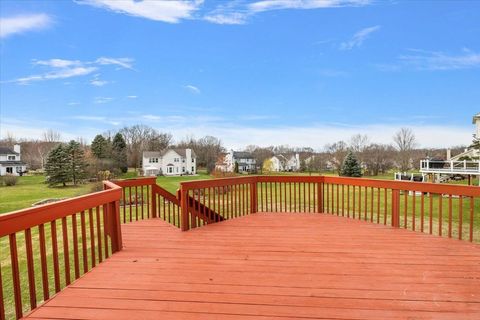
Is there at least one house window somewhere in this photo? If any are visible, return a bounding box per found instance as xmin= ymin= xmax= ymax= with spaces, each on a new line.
xmin=8 ymin=156 xmax=15 ymax=160
xmin=168 ymin=167 xmax=173 ymax=173
xmin=192 ymin=166 xmax=194 ymax=172
xmin=16 ymin=167 xmax=22 ymax=173
xmin=182 ymin=167 xmax=185 ymax=173
xmin=174 ymin=158 xmax=180 ymax=163
xmin=6 ymin=167 xmax=13 ymax=174
xmin=176 ymin=167 xmax=178 ymax=173
xmin=182 ymin=158 xmax=185 ymax=163
xmin=149 ymin=158 xmax=158 ymax=163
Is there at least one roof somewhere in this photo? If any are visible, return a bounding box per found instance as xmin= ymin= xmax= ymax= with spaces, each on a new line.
xmin=233 ymin=151 xmax=254 ymax=159
xmin=0 ymin=161 xmax=26 ymax=165
xmin=473 ymin=112 xmax=480 ymax=123
xmin=0 ymin=146 xmax=19 ymax=155
xmin=143 ymin=148 xmax=196 ymax=158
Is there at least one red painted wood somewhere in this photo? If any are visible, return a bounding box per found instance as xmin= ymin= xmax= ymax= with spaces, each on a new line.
xmin=9 ymin=233 xmax=23 ymax=319
xmin=23 ymin=214 xmax=480 ymax=320
xmin=0 ymin=260 xmax=4 ymax=320
xmin=24 ymin=228 xmax=37 ymax=309
xmin=50 ymin=220 xmax=61 ymax=293
xmin=38 ymin=224 xmax=50 ymax=300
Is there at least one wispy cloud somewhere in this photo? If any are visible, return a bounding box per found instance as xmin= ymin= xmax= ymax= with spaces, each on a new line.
xmin=68 ymin=102 xmax=81 ymax=106
xmin=0 ymin=13 xmax=53 ymax=38
xmin=398 ymin=49 xmax=480 ymax=71
xmin=96 ymin=57 xmax=135 ymax=70
xmin=77 ymin=0 xmax=203 ymax=23
xmin=93 ymin=97 xmax=113 ymax=104
xmin=248 ymin=0 xmax=371 ymax=13
xmin=76 ymin=0 xmax=371 ymax=26
xmin=6 ymin=57 xmax=134 ymax=85
xmin=126 ymin=95 xmax=138 ymax=99
xmin=184 ymin=84 xmax=201 ymax=94
xmin=71 ymin=115 xmax=120 ymax=126
xmin=340 ymin=25 xmax=380 ymax=50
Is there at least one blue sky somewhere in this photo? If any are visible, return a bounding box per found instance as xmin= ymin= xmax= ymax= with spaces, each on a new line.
xmin=0 ymin=0 xmax=479 ymax=149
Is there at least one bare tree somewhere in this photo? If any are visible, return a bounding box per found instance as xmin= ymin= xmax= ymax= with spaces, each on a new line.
xmin=393 ymin=128 xmax=417 ymax=171
xmin=119 ymin=125 xmax=172 ymax=169
xmin=43 ymin=129 xmax=62 ymax=143
xmin=362 ymin=144 xmax=395 ymax=176
xmin=325 ymin=141 xmax=348 ymax=173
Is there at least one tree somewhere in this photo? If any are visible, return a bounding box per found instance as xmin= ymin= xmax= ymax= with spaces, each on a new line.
xmin=112 ymin=133 xmax=128 ymax=173
xmin=325 ymin=141 xmax=348 ymax=174
xmin=393 ymin=128 xmax=417 ymax=171
xmin=91 ymin=134 xmax=110 ymax=159
xmin=262 ymin=158 xmax=274 ymax=173
xmin=340 ymin=151 xmax=362 ymax=177
xmin=362 ymin=144 xmax=395 ymax=176
xmin=67 ymin=140 xmax=87 ymax=185
xmin=45 ymin=144 xmax=70 ymax=186
xmin=234 ymin=161 xmax=239 ymax=173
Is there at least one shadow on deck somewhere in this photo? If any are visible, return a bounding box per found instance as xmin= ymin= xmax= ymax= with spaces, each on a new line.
xmin=25 ymin=213 xmax=480 ymax=320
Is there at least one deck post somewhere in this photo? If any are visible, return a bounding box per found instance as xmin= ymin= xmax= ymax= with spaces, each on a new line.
xmin=317 ymin=180 xmax=323 ymax=213
xmin=108 ymin=200 xmax=123 ymax=253
xmin=391 ymin=189 xmax=400 ymax=228
xmin=180 ymin=185 xmax=189 ymax=231
xmin=151 ymin=184 xmax=157 ymax=218
xmin=250 ymin=180 xmax=257 ymax=214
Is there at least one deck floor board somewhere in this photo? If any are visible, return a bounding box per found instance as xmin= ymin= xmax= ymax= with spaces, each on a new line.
xmin=25 ymin=213 xmax=480 ymax=320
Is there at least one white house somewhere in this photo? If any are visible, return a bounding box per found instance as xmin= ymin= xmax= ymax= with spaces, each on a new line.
xmin=449 ymin=112 xmax=480 ymax=161
xmin=142 ymin=148 xmax=196 ymax=176
xmin=216 ymin=150 xmax=256 ymax=173
xmin=265 ymin=153 xmax=300 ymax=172
xmin=0 ymin=145 xmax=27 ymax=176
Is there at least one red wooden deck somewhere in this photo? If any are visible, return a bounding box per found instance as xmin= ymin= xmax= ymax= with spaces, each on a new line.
xmin=25 ymin=213 xmax=480 ymax=320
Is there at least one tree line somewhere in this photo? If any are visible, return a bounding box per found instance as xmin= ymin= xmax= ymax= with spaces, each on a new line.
xmin=1 ymin=126 xmax=468 ymax=186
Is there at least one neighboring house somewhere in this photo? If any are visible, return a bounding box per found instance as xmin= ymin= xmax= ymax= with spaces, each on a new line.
xmin=215 ymin=150 xmax=256 ymax=173
xmin=142 ymin=148 xmax=196 ymax=176
xmin=265 ymin=153 xmax=300 ymax=172
xmin=449 ymin=113 xmax=480 ymax=161
xmin=0 ymin=145 xmax=27 ymax=176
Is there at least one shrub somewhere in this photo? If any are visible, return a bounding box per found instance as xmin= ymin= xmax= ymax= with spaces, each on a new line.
xmin=3 ymin=174 xmax=18 ymax=186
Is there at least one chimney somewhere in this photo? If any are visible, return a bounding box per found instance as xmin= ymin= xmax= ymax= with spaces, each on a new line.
xmin=186 ymin=149 xmax=192 ymax=172
xmin=446 ymin=149 xmax=451 ymax=161
xmin=13 ymin=144 xmax=21 ymax=154
xmin=295 ymin=153 xmax=300 ymax=167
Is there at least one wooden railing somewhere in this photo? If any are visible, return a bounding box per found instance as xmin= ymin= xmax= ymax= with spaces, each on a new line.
xmin=0 ymin=180 xmax=122 ymax=320
xmin=180 ymin=176 xmax=480 ymax=242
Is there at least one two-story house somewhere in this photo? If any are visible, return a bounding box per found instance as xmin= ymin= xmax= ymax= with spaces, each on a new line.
xmin=0 ymin=145 xmax=27 ymax=176
xmin=142 ymin=148 xmax=196 ymax=176
xmin=264 ymin=153 xmax=300 ymax=172
xmin=216 ymin=150 xmax=256 ymax=173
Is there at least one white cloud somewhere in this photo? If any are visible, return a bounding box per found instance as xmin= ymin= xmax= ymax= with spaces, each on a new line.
xmin=0 ymin=13 xmax=52 ymax=38
xmin=13 ymin=66 xmax=97 ymax=84
xmin=249 ymin=0 xmax=370 ymax=13
xmin=398 ymin=49 xmax=480 ymax=71
xmin=204 ymin=12 xmax=248 ymax=25
xmin=96 ymin=57 xmax=134 ymax=70
xmin=78 ymin=0 xmax=203 ymax=23
xmin=340 ymin=25 xmax=380 ymax=50
xmin=7 ymin=57 xmax=134 ymax=84
xmin=184 ymin=84 xmax=200 ymax=94
xmin=93 ymin=97 xmax=113 ymax=104
xmin=126 ymin=95 xmax=137 ymax=99
xmin=34 ymin=59 xmax=82 ymax=68
xmin=68 ymin=102 xmax=81 ymax=106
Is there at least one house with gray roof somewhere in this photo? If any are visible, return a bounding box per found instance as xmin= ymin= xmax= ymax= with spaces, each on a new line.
xmin=216 ymin=150 xmax=256 ymax=173
xmin=142 ymin=148 xmax=196 ymax=176
xmin=0 ymin=144 xmax=27 ymax=176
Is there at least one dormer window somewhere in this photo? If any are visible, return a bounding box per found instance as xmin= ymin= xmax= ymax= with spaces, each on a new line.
xmin=8 ymin=156 xmax=15 ymax=161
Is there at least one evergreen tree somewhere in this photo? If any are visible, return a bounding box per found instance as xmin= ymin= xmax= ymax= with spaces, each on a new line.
xmin=234 ymin=161 xmax=239 ymax=173
xmin=67 ymin=140 xmax=87 ymax=185
xmin=45 ymin=144 xmax=70 ymax=186
xmin=91 ymin=134 xmax=110 ymax=159
xmin=340 ymin=151 xmax=362 ymax=177
xmin=112 ymin=133 xmax=128 ymax=173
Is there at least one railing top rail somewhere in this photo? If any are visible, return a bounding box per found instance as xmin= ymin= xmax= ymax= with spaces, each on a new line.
xmin=0 ymin=181 xmax=122 ymax=237
xmin=180 ymin=175 xmax=257 ymax=189
xmin=324 ymin=176 xmax=480 ymax=197
xmin=256 ymin=175 xmax=323 ymax=183
xmin=111 ymin=176 xmax=156 ymax=187
xmin=421 ymin=160 xmax=480 ymax=164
